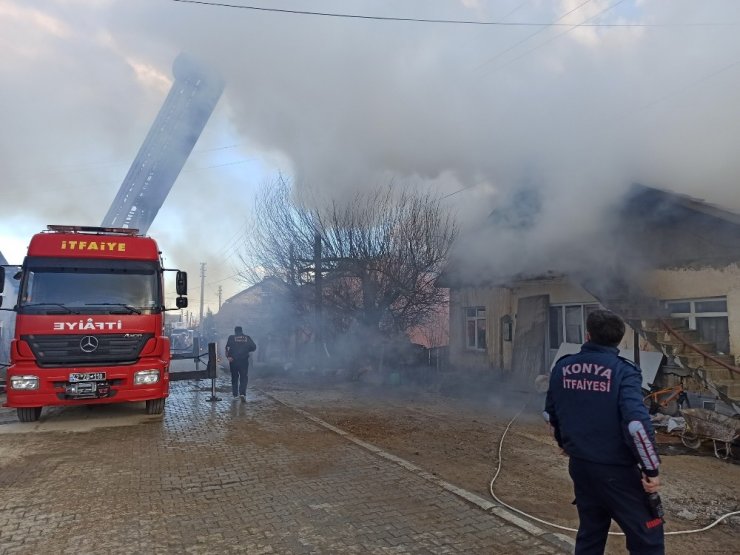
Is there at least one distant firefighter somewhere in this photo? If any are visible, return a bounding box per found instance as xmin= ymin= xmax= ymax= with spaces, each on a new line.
xmin=225 ymin=326 xmax=256 ymax=401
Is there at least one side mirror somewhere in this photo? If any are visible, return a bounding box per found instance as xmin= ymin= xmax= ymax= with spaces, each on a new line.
xmin=0 ymin=266 xmax=5 ymax=294
xmin=176 ymin=296 xmax=188 ymax=309
xmin=176 ymin=271 xmax=187 ymax=296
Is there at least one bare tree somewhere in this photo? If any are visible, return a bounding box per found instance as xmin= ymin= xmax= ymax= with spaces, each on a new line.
xmin=238 ymin=177 xmax=458 ymax=360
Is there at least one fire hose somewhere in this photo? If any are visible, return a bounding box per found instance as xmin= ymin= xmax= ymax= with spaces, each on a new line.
xmin=489 ymin=404 xmax=740 ymax=536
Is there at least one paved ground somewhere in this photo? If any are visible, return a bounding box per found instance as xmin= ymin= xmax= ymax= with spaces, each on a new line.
xmin=0 ymin=377 xmax=571 ymax=554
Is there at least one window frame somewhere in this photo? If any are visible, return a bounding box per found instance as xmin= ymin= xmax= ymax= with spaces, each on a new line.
xmin=664 ymin=296 xmax=729 ymax=353
xmin=549 ymin=303 xmax=601 ymax=349
xmin=664 ymin=297 xmax=728 ymax=329
xmin=464 ymin=306 xmax=487 ymax=351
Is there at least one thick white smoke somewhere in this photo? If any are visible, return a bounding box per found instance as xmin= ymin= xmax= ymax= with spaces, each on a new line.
xmin=1 ymin=1 xmax=739 ymax=297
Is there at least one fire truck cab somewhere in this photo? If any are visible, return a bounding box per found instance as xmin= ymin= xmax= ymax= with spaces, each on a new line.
xmin=0 ymin=225 xmax=187 ymax=422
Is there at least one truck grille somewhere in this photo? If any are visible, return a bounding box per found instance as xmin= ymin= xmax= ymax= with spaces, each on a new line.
xmin=21 ymin=333 xmax=154 ymax=368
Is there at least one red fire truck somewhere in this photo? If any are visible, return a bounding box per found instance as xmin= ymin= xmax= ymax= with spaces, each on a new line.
xmin=0 ymin=225 xmax=188 ymax=422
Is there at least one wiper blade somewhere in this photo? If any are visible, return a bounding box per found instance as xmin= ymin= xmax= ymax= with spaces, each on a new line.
xmin=85 ymin=303 xmax=142 ymax=314
xmin=85 ymin=303 xmax=141 ymax=314
xmin=21 ymin=302 xmax=74 ymax=314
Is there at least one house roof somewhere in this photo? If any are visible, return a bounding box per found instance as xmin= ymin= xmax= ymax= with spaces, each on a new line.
xmin=221 ymin=276 xmax=288 ymax=306
xmin=438 ymin=183 xmax=740 ymax=288
xmin=627 ymin=184 xmax=740 ymax=227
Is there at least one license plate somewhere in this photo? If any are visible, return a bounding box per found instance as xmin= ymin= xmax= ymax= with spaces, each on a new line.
xmin=69 ymin=372 xmax=106 ymax=382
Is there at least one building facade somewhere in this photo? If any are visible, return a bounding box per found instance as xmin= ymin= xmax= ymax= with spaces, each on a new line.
xmin=443 ymin=185 xmax=740 ymax=412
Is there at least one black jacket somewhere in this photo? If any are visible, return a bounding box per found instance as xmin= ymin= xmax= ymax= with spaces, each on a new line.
xmin=225 ymin=333 xmax=256 ymax=362
xmin=545 ymin=342 xmax=660 ymax=476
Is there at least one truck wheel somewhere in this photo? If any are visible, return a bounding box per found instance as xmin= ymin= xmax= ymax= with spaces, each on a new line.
xmin=145 ymin=398 xmax=165 ymax=415
xmin=17 ymin=407 xmax=42 ymax=422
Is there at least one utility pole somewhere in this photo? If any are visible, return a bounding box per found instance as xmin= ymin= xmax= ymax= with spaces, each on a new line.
xmin=313 ymin=233 xmax=322 ymax=356
xmin=218 ymin=285 xmax=222 ymax=311
xmin=293 ymin=234 xmax=347 ymax=362
xmin=199 ymin=262 xmax=206 ymax=330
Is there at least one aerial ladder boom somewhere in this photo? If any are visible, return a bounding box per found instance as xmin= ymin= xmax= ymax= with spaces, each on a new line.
xmin=102 ymin=53 xmax=224 ymax=233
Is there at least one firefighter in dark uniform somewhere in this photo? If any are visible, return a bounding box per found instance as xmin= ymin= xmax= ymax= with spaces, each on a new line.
xmin=225 ymin=326 xmax=256 ymax=401
xmin=545 ymin=309 xmax=664 ymax=555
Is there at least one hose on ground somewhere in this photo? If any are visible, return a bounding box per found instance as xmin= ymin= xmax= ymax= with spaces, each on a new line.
xmin=489 ymin=403 xmax=740 ymax=536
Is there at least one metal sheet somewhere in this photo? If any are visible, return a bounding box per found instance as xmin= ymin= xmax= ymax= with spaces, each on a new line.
xmin=511 ymin=295 xmax=549 ymax=388
xmin=549 ymin=342 xmax=663 ymax=390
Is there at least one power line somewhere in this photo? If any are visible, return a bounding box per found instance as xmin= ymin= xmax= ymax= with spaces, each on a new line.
xmin=481 ymin=0 xmax=627 ymax=75
xmin=499 ymin=1 xmax=530 ymax=22
xmin=215 ymin=222 xmax=250 ymax=259
xmin=217 ymin=239 xmax=249 ymax=263
xmin=10 ymin=157 xmax=258 ymax=195
xmin=215 ymin=225 xmax=247 ymax=256
xmin=474 ymin=0 xmax=593 ymax=72
xmin=215 ymin=251 xmax=247 ymax=277
xmin=208 ymin=272 xmax=241 ymax=285
xmin=444 ymin=56 xmax=740 ymax=204
xmin=184 ymin=157 xmax=258 ymax=172
xmin=14 ymin=143 xmax=242 ymax=180
xmin=175 ymin=272 xmax=240 ymax=293
xmin=198 ymin=143 xmax=240 ymax=153
xmin=606 ymin=56 xmax=740 ymax=126
xmin=168 ymin=1 xmax=735 ymax=28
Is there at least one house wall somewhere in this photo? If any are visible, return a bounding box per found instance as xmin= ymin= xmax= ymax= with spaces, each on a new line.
xmin=503 ymin=278 xmax=646 ymax=371
xmin=215 ymin=280 xmax=297 ymax=363
xmin=510 ymin=278 xmax=591 ymax=305
xmin=447 ymin=189 xmax=740 ymax=376
xmin=449 ymin=286 xmax=510 ymax=371
xmin=643 ymin=263 xmax=740 ymax=356
xmin=449 ymin=276 xmax=640 ymax=372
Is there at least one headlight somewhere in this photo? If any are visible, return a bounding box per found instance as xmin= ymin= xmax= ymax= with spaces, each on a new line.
xmin=11 ymin=375 xmax=40 ymax=390
xmin=134 ymin=370 xmax=160 ymax=385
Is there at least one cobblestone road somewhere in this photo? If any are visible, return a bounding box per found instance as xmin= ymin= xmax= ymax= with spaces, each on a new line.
xmin=0 ymin=380 xmax=569 ymax=554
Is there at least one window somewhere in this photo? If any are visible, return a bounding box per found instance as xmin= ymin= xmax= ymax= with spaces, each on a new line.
xmin=465 ymin=307 xmax=487 ymax=350
xmin=549 ymin=303 xmax=600 ymax=349
xmin=665 ymin=297 xmax=730 ymax=354
xmin=19 ymin=258 xmax=161 ymax=315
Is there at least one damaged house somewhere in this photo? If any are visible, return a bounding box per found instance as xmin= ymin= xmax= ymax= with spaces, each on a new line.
xmin=216 ymin=273 xmax=447 ymax=372
xmin=440 ymin=185 xmax=740 ymax=415
xmin=215 ymin=277 xmax=299 ymax=364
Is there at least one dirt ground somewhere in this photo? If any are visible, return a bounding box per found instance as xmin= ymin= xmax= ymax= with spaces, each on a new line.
xmin=255 ymin=372 xmax=740 ymax=555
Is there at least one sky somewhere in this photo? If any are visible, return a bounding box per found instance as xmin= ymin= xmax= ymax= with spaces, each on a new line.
xmin=2 ymin=0 xmax=740 ymax=315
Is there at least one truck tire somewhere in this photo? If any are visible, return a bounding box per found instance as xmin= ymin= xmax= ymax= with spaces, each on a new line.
xmin=145 ymin=398 xmax=165 ymax=415
xmin=17 ymin=407 xmax=42 ymax=422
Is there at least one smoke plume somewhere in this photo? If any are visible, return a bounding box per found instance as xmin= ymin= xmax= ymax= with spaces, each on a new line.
xmin=1 ymin=1 xmax=739 ymax=301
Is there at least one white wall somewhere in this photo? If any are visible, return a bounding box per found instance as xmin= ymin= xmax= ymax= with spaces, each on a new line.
xmin=644 ymin=264 xmax=740 ymax=356
xmin=449 ymin=275 xmax=642 ymax=372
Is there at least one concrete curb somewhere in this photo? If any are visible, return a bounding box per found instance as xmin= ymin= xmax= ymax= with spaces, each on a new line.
xmin=261 ymin=390 xmax=575 ymax=553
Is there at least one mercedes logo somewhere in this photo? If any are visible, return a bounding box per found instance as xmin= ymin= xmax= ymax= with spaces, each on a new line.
xmin=80 ymin=336 xmax=99 ymax=353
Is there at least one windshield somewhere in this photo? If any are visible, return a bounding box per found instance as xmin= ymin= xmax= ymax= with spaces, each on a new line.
xmin=18 ymin=258 xmax=161 ymax=315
